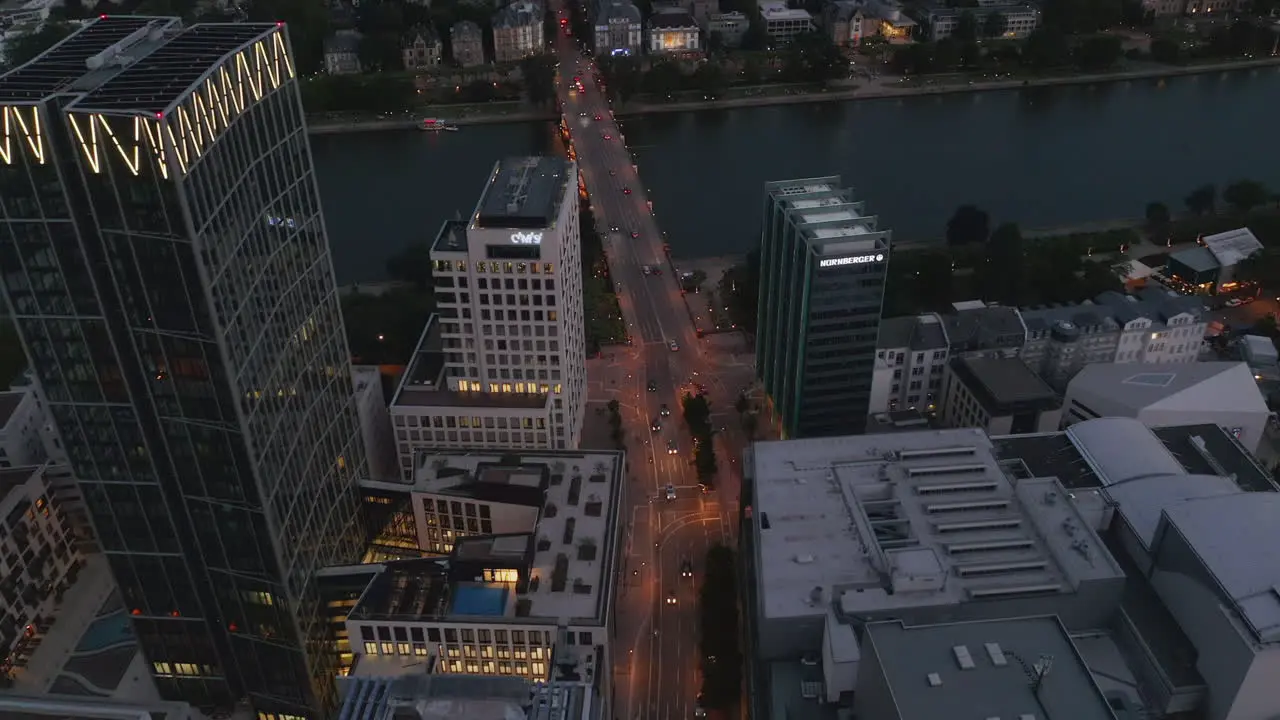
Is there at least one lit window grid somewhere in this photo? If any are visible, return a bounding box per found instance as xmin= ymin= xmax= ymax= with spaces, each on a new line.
xmin=356 ymin=623 xmax=554 ymax=680
xmin=393 ymin=407 xmax=555 ymax=476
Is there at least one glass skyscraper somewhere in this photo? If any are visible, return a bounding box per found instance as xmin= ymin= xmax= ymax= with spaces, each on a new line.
xmin=0 ymin=18 xmax=365 ymax=717
xmin=756 ymin=177 xmax=891 ymax=438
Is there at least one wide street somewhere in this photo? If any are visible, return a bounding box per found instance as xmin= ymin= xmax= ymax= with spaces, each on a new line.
xmin=546 ymin=8 xmax=756 ymax=720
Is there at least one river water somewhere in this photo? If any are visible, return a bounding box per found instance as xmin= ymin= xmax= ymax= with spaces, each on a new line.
xmin=311 ymin=66 xmax=1280 ymax=285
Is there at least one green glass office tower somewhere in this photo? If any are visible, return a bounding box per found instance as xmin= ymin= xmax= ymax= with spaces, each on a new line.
xmin=0 ymin=18 xmax=364 ymax=717
xmin=756 ymin=177 xmax=891 ymax=438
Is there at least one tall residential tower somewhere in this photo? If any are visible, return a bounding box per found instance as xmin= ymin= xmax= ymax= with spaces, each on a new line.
xmin=756 ymin=177 xmax=890 ymax=438
xmin=0 ymin=18 xmax=365 ymax=717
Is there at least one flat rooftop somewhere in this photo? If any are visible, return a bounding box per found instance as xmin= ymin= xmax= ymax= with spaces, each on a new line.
xmin=473 ymin=157 xmax=572 ymax=230
xmin=0 ymin=390 xmax=27 ymax=427
xmin=748 ymin=429 xmax=1122 ymax=621
xmin=863 ymin=617 xmax=1117 ymax=720
xmin=367 ymin=450 xmax=625 ymax=624
xmin=432 ymin=219 xmax=469 ymax=254
xmin=0 ymin=465 xmax=35 ymax=509
xmin=338 ymin=671 xmax=595 ymax=720
xmin=0 ymin=16 xmax=172 ymax=102
xmin=951 ymin=356 xmax=1059 ymax=410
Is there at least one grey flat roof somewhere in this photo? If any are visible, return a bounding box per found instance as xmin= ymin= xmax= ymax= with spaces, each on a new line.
xmin=0 ymin=466 xmax=34 ymax=508
xmin=1152 ymin=424 xmax=1277 ymax=492
xmin=0 ymin=391 xmax=26 ymax=427
xmin=864 ymin=617 xmax=1117 ymax=720
xmin=876 ymin=316 xmax=915 ymax=349
xmin=474 ymin=157 xmax=571 ymax=230
xmin=1203 ymin=227 xmax=1263 ymax=267
xmin=1067 ymin=361 xmax=1267 ymax=416
xmin=951 ymin=356 xmax=1058 ymax=409
xmin=992 ymin=432 xmax=1102 ymax=490
xmin=432 ymin=219 xmax=468 ymax=253
xmin=1169 ymin=246 xmax=1220 ymax=274
xmin=0 ymin=16 xmax=171 ymax=102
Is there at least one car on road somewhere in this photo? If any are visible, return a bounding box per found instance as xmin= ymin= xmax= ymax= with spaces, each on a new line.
xmin=647 ymin=380 xmax=657 ymax=392
xmin=630 ymin=230 xmax=640 ymax=238
xmin=681 ymin=558 xmax=693 ymax=578
xmin=651 ymin=418 xmax=661 ymax=432
xmin=1226 ymin=297 xmax=1255 ymax=308
xmin=669 ymin=340 xmax=680 ymax=352
xmin=642 ymin=265 xmax=651 ymax=276
xmin=666 ymin=590 xmax=678 ymax=605
xmin=610 ymin=225 xmax=619 ymax=232
xmin=694 ymin=706 xmax=706 ymax=718
xmin=622 ymin=187 xmax=632 ymax=195
xmin=594 ymin=114 xmax=603 ymax=121
xmin=578 ymin=111 xmax=587 ymax=117
xmin=608 ymin=169 xmax=616 ymax=176
xmin=667 ymin=440 xmax=678 ymax=455
xmin=665 ymin=484 xmax=676 ymax=500
xmin=660 ymin=404 xmax=670 ymax=417
xmin=602 ymin=133 xmax=612 ymax=140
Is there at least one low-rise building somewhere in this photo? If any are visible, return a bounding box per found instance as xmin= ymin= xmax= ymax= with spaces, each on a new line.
xmin=939 ymin=356 xmax=1062 ymax=434
xmin=593 ymin=0 xmax=643 ymax=56
xmin=707 ymin=11 xmax=749 ymax=46
xmin=869 ymin=0 xmax=916 ymax=42
xmin=391 ymin=316 xmax=556 ymax=473
xmin=324 ymin=29 xmax=363 ymax=75
xmin=759 ymin=2 xmax=813 ymax=42
xmin=452 ymin=20 xmax=487 ymax=67
xmin=743 ymin=428 xmax=1125 ymax=664
xmin=402 ymin=25 xmax=443 ymax=70
xmin=339 ymin=672 xmax=599 ymax=720
xmin=854 ymin=616 xmax=1118 ymax=720
xmin=1062 ymin=361 xmax=1268 ymax=452
xmin=345 ymin=449 xmax=624 ymax=718
xmin=822 ymin=0 xmax=871 ymax=46
xmin=1165 ymin=227 xmax=1263 ymax=294
xmin=923 ymin=5 xmax=1039 ymax=40
xmin=647 ymin=7 xmax=701 ymax=54
xmin=1 ymin=464 xmax=83 ymax=675
xmin=493 ymin=0 xmax=545 ymax=63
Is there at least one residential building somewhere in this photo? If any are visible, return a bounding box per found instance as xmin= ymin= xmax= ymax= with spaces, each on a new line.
xmin=822 ymin=0 xmax=870 ymax=46
xmin=939 ymin=356 xmax=1062 ymax=434
xmin=325 ymin=29 xmax=363 ymax=74
xmin=1062 ymin=362 xmax=1269 ymax=453
xmin=707 ymin=11 xmax=749 ymax=45
xmin=923 ymin=5 xmax=1039 ymax=40
xmin=759 ymin=2 xmax=813 ymax=42
xmin=1141 ymin=0 xmax=1187 ymax=16
xmin=0 ymin=389 xmax=47 ymax=468
xmin=685 ymin=0 xmax=717 ymax=26
xmin=593 ymin=0 xmax=642 ymax=56
xmin=493 ymin=1 xmax=545 ymax=63
xmin=869 ymin=0 xmax=915 ymax=42
xmin=391 ymin=314 xmax=555 ymax=470
xmin=1021 ymin=288 xmax=1207 ymax=390
xmin=388 ymin=157 xmax=585 ymax=476
xmin=854 ymin=617 xmax=1118 ymax=720
xmin=741 ymin=429 xmax=1125 ymax=718
xmin=354 ymin=366 xmax=399 ymax=483
xmin=870 ymin=304 xmax=1026 ymax=417
xmin=0 ymin=17 xmax=367 ymax=715
xmin=0 ymin=464 xmax=82 ymax=676
xmin=1165 ymin=227 xmax=1263 ymax=294
xmin=402 ymin=25 xmax=442 ymax=70
xmin=346 ymin=449 xmax=624 ymax=718
xmin=452 ymin=20 xmax=487 ymax=66
xmin=338 ymin=672 xmax=599 ymax=720
xmin=756 ymin=177 xmax=891 ymax=438
xmin=648 ymin=7 xmax=701 ymax=53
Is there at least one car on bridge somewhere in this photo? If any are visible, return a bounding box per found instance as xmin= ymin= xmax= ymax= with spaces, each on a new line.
xmin=665 ymin=484 xmax=677 ymax=500
xmin=666 ymin=590 xmax=678 ymax=605
xmin=651 ymin=418 xmax=662 ymax=432
xmin=622 ymin=186 xmax=631 ymax=195
xmin=668 ymin=340 xmax=680 ymax=352
xmin=660 ymin=404 xmax=670 ymax=417
xmin=681 ymin=558 xmax=693 ymax=578
xmin=647 ymin=380 xmax=657 ymax=392
xmin=667 ymin=440 xmax=678 ymax=455
xmin=630 ymin=230 xmax=640 ymax=238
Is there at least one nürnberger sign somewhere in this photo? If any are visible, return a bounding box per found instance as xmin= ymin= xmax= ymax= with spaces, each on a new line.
xmin=819 ymin=253 xmax=884 ymax=268
xmin=511 ymin=232 xmax=543 ymax=245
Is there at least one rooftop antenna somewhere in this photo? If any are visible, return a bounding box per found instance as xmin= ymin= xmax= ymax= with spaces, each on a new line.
xmin=1032 ymin=654 xmax=1054 ymax=694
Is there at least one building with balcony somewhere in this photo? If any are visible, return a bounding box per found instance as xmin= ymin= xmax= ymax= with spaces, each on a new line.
xmin=923 ymin=4 xmax=1040 ymax=40
xmin=493 ymin=1 xmax=545 ymax=63
xmin=344 ymin=449 xmax=624 ymax=718
xmin=452 ymin=20 xmax=487 ymax=66
xmin=647 ymin=7 xmax=701 ymax=53
xmin=759 ymin=2 xmax=813 ymax=42
xmin=0 ymin=465 xmax=83 ymax=676
xmin=402 ymin=25 xmax=443 ymax=70
xmin=593 ymin=0 xmax=642 ymax=56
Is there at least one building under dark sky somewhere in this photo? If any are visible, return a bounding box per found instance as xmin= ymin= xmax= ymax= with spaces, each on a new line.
xmin=757 ymin=177 xmax=891 ymax=438
xmin=0 ymin=17 xmax=365 ymax=717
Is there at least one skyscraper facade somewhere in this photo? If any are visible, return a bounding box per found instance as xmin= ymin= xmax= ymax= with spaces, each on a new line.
xmin=756 ymin=177 xmax=890 ymax=438
xmin=0 ymin=18 xmax=365 ymax=717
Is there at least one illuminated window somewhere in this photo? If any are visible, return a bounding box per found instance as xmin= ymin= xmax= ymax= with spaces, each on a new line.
xmin=484 ymin=568 xmax=519 ymax=583
xmin=414 ymin=643 xmax=427 ymax=656
xmin=397 ymin=642 xmax=410 ymax=655
xmin=483 ymin=660 xmax=496 ymax=673
xmin=364 ymin=642 xmax=378 ymax=655
xmin=543 ymin=263 xmax=554 ymax=274
xmin=380 ymin=642 xmax=393 ymax=654
xmin=532 ymin=661 xmax=546 ymax=677
xmin=553 ymin=384 xmax=562 ymax=394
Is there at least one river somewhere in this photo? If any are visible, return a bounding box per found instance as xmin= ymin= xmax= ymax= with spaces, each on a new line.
xmin=311 ymin=66 xmax=1280 ymax=285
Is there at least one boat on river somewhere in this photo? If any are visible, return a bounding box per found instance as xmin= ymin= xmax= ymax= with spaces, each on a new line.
xmin=420 ymin=118 xmax=459 ymax=132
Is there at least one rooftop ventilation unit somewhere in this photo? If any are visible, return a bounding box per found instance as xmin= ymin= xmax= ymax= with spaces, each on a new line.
xmin=952 ymin=645 xmax=975 ymax=670
xmin=916 ymin=481 xmax=1000 ymax=496
xmin=967 ymin=584 xmax=1062 ymax=600
xmin=906 ymin=464 xmax=988 ymax=479
xmin=934 ymin=519 xmax=1022 ymax=534
xmin=898 ymin=446 xmax=978 ymax=461
xmin=925 ymin=500 xmax=1011 ymax=515
xmin=985 ymin=643 xmax=1008 ymax=666
xmin=927 ymin=673 xmax=943 ymax=687
xmin=946 ymin=539 xmax=1036 ymax=555
xmin=956 ymin=560 xmax=1049 ymax=578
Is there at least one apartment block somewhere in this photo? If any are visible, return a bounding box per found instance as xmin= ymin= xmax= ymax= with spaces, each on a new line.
xmin=593 ymin=0 xmax=643 ymax=56
xmin=493 ymin=1 xmax=545 ymax=63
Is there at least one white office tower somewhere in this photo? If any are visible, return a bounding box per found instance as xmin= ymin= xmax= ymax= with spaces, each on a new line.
xmin=393 ymin=157 xmax=586 ymax=472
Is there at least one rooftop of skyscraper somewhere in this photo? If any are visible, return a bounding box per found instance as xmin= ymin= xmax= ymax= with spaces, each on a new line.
xmin=391 ymin=315 xmax=550 ymax=409
xmin=473 ymin=157 xmax=573 ymax=230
